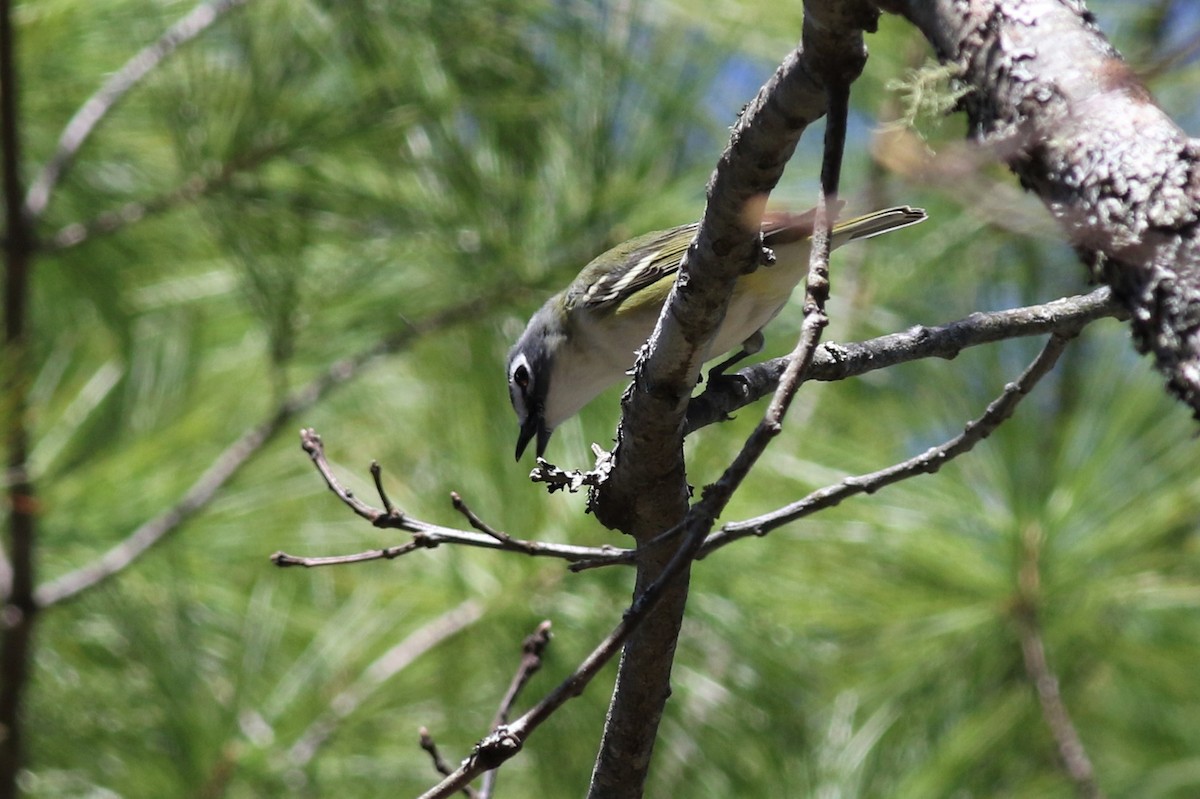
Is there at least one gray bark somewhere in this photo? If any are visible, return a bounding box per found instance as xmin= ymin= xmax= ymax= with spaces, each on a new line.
xmin=890 ymin=0 xmax=1200 ymax=414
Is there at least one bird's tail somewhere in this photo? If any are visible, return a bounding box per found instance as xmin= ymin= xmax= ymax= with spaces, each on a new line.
xmin=762 ymin=205 xmax=926 ymax=247
xmin=834 ymin=205 xmax=927 ymax=243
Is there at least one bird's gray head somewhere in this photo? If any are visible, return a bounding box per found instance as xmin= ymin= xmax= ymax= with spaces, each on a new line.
xmin=507 ymin=306 xmax=562 ymax=460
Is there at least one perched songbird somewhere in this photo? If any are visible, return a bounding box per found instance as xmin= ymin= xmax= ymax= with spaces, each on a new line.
xmin=507 ymin=206 xmax=926 ymax=459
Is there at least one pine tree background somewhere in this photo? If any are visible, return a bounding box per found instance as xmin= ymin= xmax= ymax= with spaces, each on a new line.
xmin=9 ymin=0 xmax=1200 ymax=796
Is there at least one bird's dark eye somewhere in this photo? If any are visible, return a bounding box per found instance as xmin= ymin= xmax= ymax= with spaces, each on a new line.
xmin=513 ymin=363 xmax=530 ymax=390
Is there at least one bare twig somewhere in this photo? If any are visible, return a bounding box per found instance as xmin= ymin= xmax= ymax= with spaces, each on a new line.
xmin=478 ymin=620 xmax=553 ymax=799
xmin=370 ymin=461 xmax=399 ymax=516
xmin=416 ymin=485 xmax=717 ymax=799
xmin=287 ymin=600 xmax=484 ymax=768
xmin=419 ymin=728 xmax=456 ymax=777
xmin=271 ymin=545 xmax=423 ymax=568
xmin=450 ymin=492 xmax=543 ymax=556
xmin=283 ymin=430 xmax=629 ymax=568
xmin=703 ymin=332 xmax=1074 ymax=555
xmin=419 ymin=728 xmax=479 ymax=799
xmin=45 ymin=143 xmax=285 ymax=251
xmin=35 ymin=295 xmax=497 ymax=608
xmin=298 ymin=428 xmax=394 ymax=525
xmin=1014 ymin=529 xmax=1105 ymax=799
xmin=686 ymin=288 xmax=1123 ymax=433
xmin=491 ymin=621 xmax=552 ymax=731
xmin=418 ymin=42 xmax=871 ymax=799
xmin=570 ymin=294 xmax=1115 ymax=574
xmin=23 ymin=0 xmax=252 ymax=220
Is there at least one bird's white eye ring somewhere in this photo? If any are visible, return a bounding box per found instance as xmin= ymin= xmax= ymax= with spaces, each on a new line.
xmin=510 ymin=354 xmax=531 ymax=390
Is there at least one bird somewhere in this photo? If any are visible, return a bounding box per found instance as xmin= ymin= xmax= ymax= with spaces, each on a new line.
xmin=507 ymin=205 xmax=927 ymax=460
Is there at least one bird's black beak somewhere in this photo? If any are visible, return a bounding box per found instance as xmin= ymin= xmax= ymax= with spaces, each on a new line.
xmin=515 ymin=414 xmax=552 ymax=461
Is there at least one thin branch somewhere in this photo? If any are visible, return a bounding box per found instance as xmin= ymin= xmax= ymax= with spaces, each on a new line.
xmin=569 ymin=293 xmax=1116 ymax=574
xmin=419 ymin=38 xmax=872 ymax=799
xmin=683 ymin=72 xmax=851 ymax=540
xmin=0 ymin=0 xmax=38 ymax=794
xmin=35 ymin=295 xmax=497 ymax=608
xmin=44 ymin=142 xmax=285 ymax=251
xmin=478 ymin=620 xmax=553 ymax=799
xmin=416 ymin=481 xmax=720 ymax=799
xmin=686 ymin=288 xmax=1123 ymax=433
xmin=370 ymin=461 xmax=399 ymax=516
xmin=419 ymin=728 xmax=479 ymax=799
xmin=34 ymin=417 xmax=278 ymax=610
xmin=286 ymin=599 xmax=484 ymax=768
xmin=703 ymin=332 xmax=1074 ymax=556
xmin=271 ymin=545 xmax=423 ymax=568
xmin=47 ymin=174 xmax=214 ymax=251
xmin=451 ymin=492 xmax=542 ymax=555
xmin=280 ymin=430 xmax=629 ymax=568
xmin=490 ymin=621 xmax=552 ymax=732
xmin=1014 ymin=530 xmax=1105 ymax=798
xmin=24 ymin=0 xmax=252 ymax=221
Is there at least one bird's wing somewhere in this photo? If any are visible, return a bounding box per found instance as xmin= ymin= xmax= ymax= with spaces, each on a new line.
xmin=568 ymin=224 xmax=697 ymax=312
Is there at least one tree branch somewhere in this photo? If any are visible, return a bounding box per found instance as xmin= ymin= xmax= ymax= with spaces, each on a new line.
xmin=44 ymin=142 xmax=285 ymax=251
xmin=703 ymin=331 xmax=1074 ymax=555
xmin=583 ymin=41 xmax=822 ymax=799
xmin=23 ymin=0 xmax=251 ymax=221
xmin=0 ymin=0 xmax=38 ymax=794
xmin=686 ymin=287 xmax=1123 ymax=432
xmin=278 ymin=430 xmax=627 ymax=568
xmin=889 ymin=0 xmax=1200 ymax=416
xmin=286 ymin=599 xmax=483 ymax=768
xmin=1015 ymin=615 xmax=1104 ymax=798
xmin=416 ymin=470 xmax=725 ymax=799
xmin=581 ymin=5 xmax=880 ymax=795
xmin=1014 ymin=527 xmax=1105 ymax=798
xmin=35 ymin=296 xmax=497 ymax=608
xmin=478 ymin=620 xmax=553 ymax=799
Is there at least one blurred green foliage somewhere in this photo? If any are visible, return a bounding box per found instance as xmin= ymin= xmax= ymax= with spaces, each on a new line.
xmin=7 ymin=0 xmax=1200 ymax=796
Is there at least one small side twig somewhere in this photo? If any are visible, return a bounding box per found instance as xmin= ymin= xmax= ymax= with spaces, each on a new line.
xmin=415 ymin=486 xmax=712 ymax=799
xmin=703 ymin=332 xmax=1075 ymax=555
xmin=478 ymin=621 xmax=553 ymax=799
xmin=420 ymin=728 xmax=479 ymax=799
xmin=24 ymin=0 xmax=252 ymax=220
xmin=286 ymin=600 xmax=483 ymax=769
xmin=285 ymin=430 xmax=630 ymax=567
xmin=36 ymin=294 xmax=496 ymax=607
xmin=491 ymin=621 xmax=553 ymax=732
xmin=451 ymin=492 xmax=540 ymax=556
xmin=300 ymin=429 xmax=397 ymax=525
xmin=370 ymin=461 xmax=399 ymax=516
xmin=1014 ymin=528 xmax=1105 ymax=799
xmin=271 ymin=545 xmax=422 ymax=567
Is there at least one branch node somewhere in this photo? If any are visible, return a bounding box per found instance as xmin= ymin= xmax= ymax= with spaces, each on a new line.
xmin=471 ymin=725 xmax=523 ymax=772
